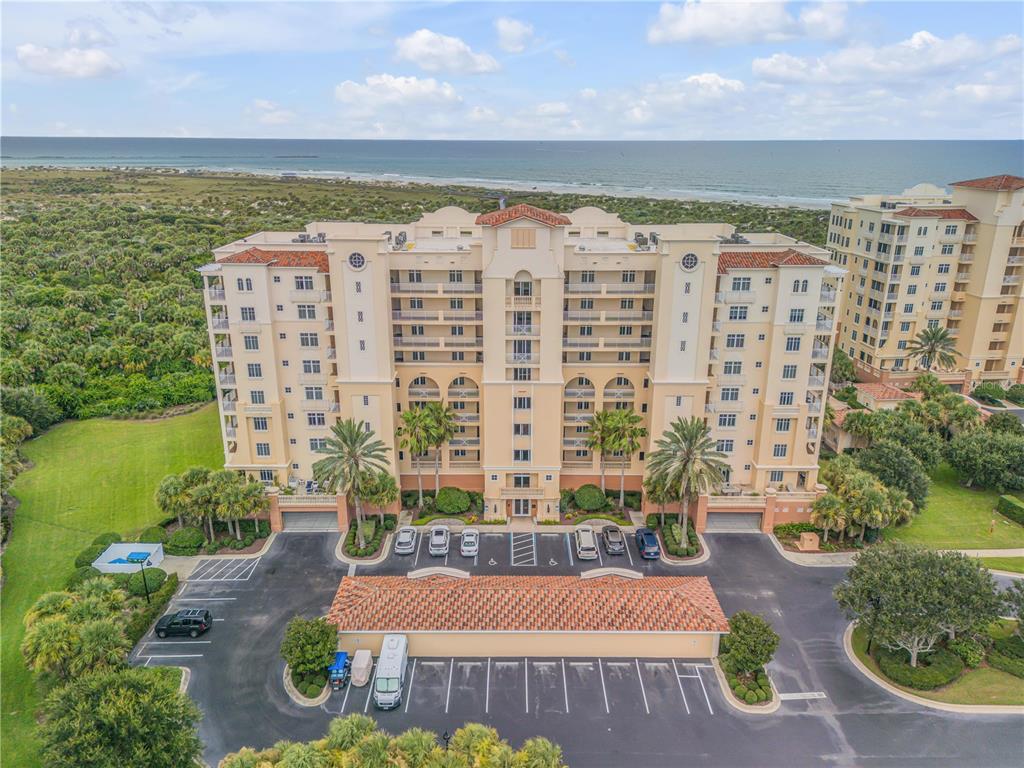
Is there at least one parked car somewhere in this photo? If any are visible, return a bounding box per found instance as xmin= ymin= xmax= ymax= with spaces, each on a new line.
xmin=428 ymin=526 xmax=450 ymax=556
xmin=394 ymin=526 xmax=417 ymax=555
xmin=460 ymin=528 xmax=479 ymax=557
xmin=602 ymin=525 xmax=626 ymax=555
xmin=373 ymin=634 xmax=409 ymax=710
xmin=635 ymin=527 xmax=661 ymax=559
xmin=155 ymin=608 xmax=212 ymax=639
xmin=574 ymin=525 xmax=599 ymax=560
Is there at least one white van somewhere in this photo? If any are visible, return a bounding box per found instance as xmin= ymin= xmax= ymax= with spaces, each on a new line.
xmin=372 ymin=634 xmax=409 ymax=710
xmin=574 ymin=525 xmax=599 ymax=560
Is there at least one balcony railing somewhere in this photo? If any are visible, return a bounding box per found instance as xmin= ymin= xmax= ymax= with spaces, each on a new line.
xmin=563 ymin=438 xmax=589 ymax=448
xmin=709 ymin=348 xmax=720 ymax=360
xmin=811 ymin=346 xmax=829 ymax=360
xmin=564 ymin=283 xmax=603 ymax=294
xmin=718 ymin=400 xmax=743 ymax=411
xmin=326 ymin=347 xmax=337 ymax=359
xmin=605 ymin=283 xmax=655 ymax=294
xmin=820 ymin=288 xmax=837 ymax=303
xmin=453 ymin=412 xmax=479 ymax=423
xmin=563 ymin=338 xmax=599 ymax=348
xmin=211 ymin=318 xmax=229 ymax=330
xmin=604 ymin=311 xmax=654 ymax=321
xmin=224 ymin=426 xmax=237 ymax=438
xmin=301 ymin=399 xmax=327 ymax=411
xmin=704 ymin=403 xmax=717 ymax=414
xmin=221 ymin=400 xmax=237 ymax=412
xmin=442 ymin=283 xmax=482 ymax=294
xmin=948 ymin=310 xmax=963 ymax=318
xmin=244 ymin=404 xmax=273 ymax=414
xmin=564 ymin=310 xmax=600 ymax=321
xmin=448 ymin=388 xmax=479 ymax=398
xmin=324 ymin=319 xmax=334 ymax=331
xmin=507 ymin=353 xmax=539 ymax=363
xmin=409 ymin=387 xmax=440 ymax=398
xmin=206 ymin=288 xmax=226 ymax=301
xmin=1008 ymin=255 xmax=1023 ymax=266
xmin=958 ymin=252 xmax=974 ymax=263
xmin=816 ymin=319 xmax=832 ymax=332
xmin=806 ymin=400 xmax=823 ymax=413
xmin=563 ymin=413 xmax=593 ymax=422
xmin=565 ymin=388 xmax=595 ymax=398
xmin=289 ymin=290 xmax=330 ymax=302
xmin=298 ymin=373 xmax=325 ymax=384
xmin=603 ymin=337 xmax=652 ymax=348
xmin=215 ymin=346 xmax=233 ymax=359
xmin=505 ymin=295 xmax=541 ymax=308
xmin=963 ymin=233 xmax=978 ymax=243
xmin=391 ymin=282 xmax=440 ymax=293
xmin=508 ymin=325 xmax=538 ymax=336
xmin=808 ymin=375 xmax=826 ymax=388
xmin=500 ymin=487 xmax=544 ymax=498
xmin=807 ymin=428 xmax=820 ymax=441
xmin=1003 ymin=275 xmax=1021 ymax=285
xmin=218 ymin=374 xmax=236 ymax=385
xmin=393 ymin=336 xmax=441 ymax=348
xmin=392 ymin=310 xmax=439 ymax=321
xmin=444 ymin=311 xmax=483 ymax=321
xmin=603 ymin=388 xmax=635 ymax=399
xmin=723 ymin=291 xmax=755 ymax=304
xmin=449 ymin=437 xmax=480 ymax=447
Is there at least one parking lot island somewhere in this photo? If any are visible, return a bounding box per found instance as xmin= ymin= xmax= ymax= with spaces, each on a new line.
xmin=326 ymin=570 xmax=729 ymax=658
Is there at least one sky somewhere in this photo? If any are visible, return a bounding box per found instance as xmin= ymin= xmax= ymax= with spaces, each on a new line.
xmin=1 ymin=1 xmax=1022 ymax=140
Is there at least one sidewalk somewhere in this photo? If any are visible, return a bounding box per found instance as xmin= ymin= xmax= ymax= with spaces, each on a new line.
xmin=769 ymin=535 xmax=1024 ymax=568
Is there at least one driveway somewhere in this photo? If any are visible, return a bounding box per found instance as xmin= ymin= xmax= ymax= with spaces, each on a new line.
xmin=136 ymin=532 xmax=1024 ymax=767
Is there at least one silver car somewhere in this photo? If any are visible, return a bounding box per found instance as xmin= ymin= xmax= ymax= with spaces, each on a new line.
xmin=460 ymin=528 xmax=479 ymax=557
xmin=393 ymin=526 xmax=417 ymax=555
xmin=428 ymin=525 xmax=450 ymax=556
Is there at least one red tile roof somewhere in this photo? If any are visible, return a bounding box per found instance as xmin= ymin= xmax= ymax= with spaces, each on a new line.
xmin=951 ymin=175 xmax=1024 ymax=192
xmin=853 ymin=383 xmax=921 ymax=402
xmin=327 ymin=574 xmax=729 ymax=634
xmin=217 ymin=248 xmax=329 ymax=273
xmin=717 ymin=249 xmax=829 ymax=274
xmin=475 ymin=203 xmax=572 ymax=227
xmin=891 ymin=207 xmax=979 ymax=222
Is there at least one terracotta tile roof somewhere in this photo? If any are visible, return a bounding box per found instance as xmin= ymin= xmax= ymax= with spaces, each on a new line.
xmin=327 ymin=574 xmax=729 ymax=634
xmin=951 ymin=175 xmax=1024 ymax=192
xmin=891 ymin=207 xmax=979 ymax=222
xmin=854 ymin=382 xmax=921 ymax=402
xmin=475 ymin=204 xmax=572 ymax=227
xmin=218 ymin=247 xmax=329 ymax=272
xmin=716 ymin=249 xmax=829 ymax=274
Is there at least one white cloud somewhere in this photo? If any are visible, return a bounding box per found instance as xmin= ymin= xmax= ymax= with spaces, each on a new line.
xmin=334 ymin=74 xmax=461 ymax=105
xmin=648 ymin=1 xmax=846 ymax=45
xmin=495 ymin=17 xmax=534 ymax=53
xmin=249 ymin=99 xmax=295 ymax=125
xmin=580 ymin=88 xmax=598 ymax=100
xmin=65 ymin=19 xmax=114 ymax=47
xmin=534 ymin=101 xmax=572 ymax=117
xmin=149 ymin=71 xmax=204 ymax=94
xmin=553 ymin=49 xmax=576 ymax=68
xmin=621 ymin=72 xmax=745 ymax=124
xmin=16 ymin=43 xmax=121 ymax=78
xmin=468 ymin=106 xmax=498 ymax=122
xmin=395 ymin=29 xmax=499 ymax=74
xmin=753 ymin=31 xmax=1022 ymax=84
xmin=953 ymin=84 xmax=1015 ymax=103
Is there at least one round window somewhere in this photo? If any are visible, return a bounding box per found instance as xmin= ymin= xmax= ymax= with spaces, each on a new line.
xmin=680 ymin=252 xmax=699 ymax=271
xmin=348 ymin=252 xmax=366 ymax=270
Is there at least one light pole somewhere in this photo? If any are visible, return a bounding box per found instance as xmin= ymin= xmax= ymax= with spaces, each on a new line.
xmin=138 ymin=557 xmax=153 ymax=604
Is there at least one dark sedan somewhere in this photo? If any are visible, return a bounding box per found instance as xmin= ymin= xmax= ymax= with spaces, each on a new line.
xmin=635 ymin=527 xmax=661 ymax=559
xmin=602 ymin=525 xmax=626 ymax=555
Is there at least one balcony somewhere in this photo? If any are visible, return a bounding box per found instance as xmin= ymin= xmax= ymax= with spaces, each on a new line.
xmin=565 ymin=388 xmax=595 ymax=398
xmin=604 ymin=310 xmax=654 ymax=322
xmin=563 ymin=437 xmax=589 ymax=448
xmin=955 ymin=272 xmax=971 ymax=282
xmin=393 ymin=336 xmax=441 ymax=348
xmin=409 ymin=387 xmax=440 ymax=398
xmin=505 ymin=295 xmax=541 ymax=308
xmin=449 ymin=437 xmax=480 ymax=447
xmin=816 ymin=319 xmax=832 ymax=332
xmin=453 ymin=412 xmax=479 ymax=423
xmin=605 ymin=283 xmax=655 ymax=294
xmin=507 ymin=352 xmax=539 ymax=364
xmin=958 ymin=252 xmax=974 ymax=263
xmin=963 ymin=233 xmax=977 ymax=244
xmin=447 ymin=388 xmax=479 ymax=398
xmin=442 ymin=283 xmax=482 ymax=294
xmin=718 ymin=400 xmax=743 ymax=411
xmin=948 ymin=310 xmax=963 ymax=319
xmin=602 ymin=337 xmax=652 ymax=348
xmin=1003 ymin=275 xmax=1021 ymax=285
xmin=301 ymin=399 xmax=328 ymax=411
xmin=445 ymin=310 xmax=483 ymax=322
xmin=820 ymin=288 xmax=837 ymax=304
xmin=709 ymin=348 xmax=720 ymax=360
xmin=723 ymin=290 xmax=755 ymax=305
xmin=1008 ymin=255 xmax=1024 ymax=266
xmin=565 ymin=282 xmax=603 ymax=294
xmin=224 ymin=426 xmax=237 ymax=438
xmin=704 ymin=403 xmax=717 ymax=414
xmin=563 ymin=338 xmax=599 ymax=348
xmin=298 ymin=373 xmax=325 ymax=384
xmin=564 ymin=310 xmax=600 ymax=321
xmin=221 ymin=400 xmax=237 ymax=412
xmin=391 ymin=282 xmax=440 ymax=293
xmin=807 ymin=375 xmax=826 ymax=388
xmin=445 ymin=337 xmax=483 ymax=348
xmin=392 ymin=310 xmax=439 ymax=321
xmin=215 ymin=346 xmax=233 ymax=359
xmin=508 ymin=325 xmax=538 ymax=336
xmin=950 ymin=291 xmax=967 ymax=303
xmin=806 ymin=400 xmax=823 ymax=414
xmin=324 ymin=319 xmax=334 ymax=331
xmin=603 ymin=388 xmax=635 ymax=400
xmin=206 ymin=288 xmax=226 ymax=301
xmin=563 ymin=412 xmax=593 ymax=423
xmin=807 ymin=428 xmax=820 ymax=441
xmin=211 ymin=318 xmax=229 ymax=330
xmin=326 ymin=347 xmax=337 ymax=360
xmin=811 ymin=346 xmax=829 ymax=360
xmin=244 ymin=404 xmax=273 ymax=414
xmin=218 ymin=373 xmax=236 ymax=385
xmin=500 ymin=487 xmax=545 ymax=498
xmin=289 ymin=290 xmax=329 ymax=302
xmin=712 ymin=321 xmax=722 ymax=333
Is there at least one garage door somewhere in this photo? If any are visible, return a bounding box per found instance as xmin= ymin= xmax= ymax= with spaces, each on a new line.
xmin=283 ymin=511 xmax=339 ymax=532
xmin=705 ymin=512 xmax=762 ymax=532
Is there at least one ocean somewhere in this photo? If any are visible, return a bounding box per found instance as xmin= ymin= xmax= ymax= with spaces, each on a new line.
xmin=2 ymin=137 xmax=1021 ymax=208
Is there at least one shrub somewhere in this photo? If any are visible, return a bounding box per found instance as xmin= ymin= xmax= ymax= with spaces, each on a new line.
xmin=74 ymin=544 xmax=107 ymax=568
xmin=382 ymin=514 xmax=398 ymax=531
xmin=996 ymin=495 xmax=1024 ymax=526
xmin=774 ymin=522 xmax=818 ymax=537
xmin=92 ymin=532 xmax=122 ymax=546
xmin=988 ymin=650 xmax=1024 ymax=678
xmin=138 ymin=526 xmax=167 ymax=544
xmin=204 ymin=541 xmax=220 ymax=555
xmin=645 ymin=513 xmax=661 ymax=529
xmin=164 ymin=526 xmax=205 ymax=556
xmin=726 ymin=612 xmax=779 ymax=675
xmin=281 ymin=617 xmax=336 ymax=678
xmin=66 ymin=566 xmax=102 ymax=589
xmin=256 ymin=520 xmax=271 ymax=538
xmin=125 ymin=573 xmax=179 ymax=645
xmin=875 ymin=647 xmax=963 ymax=690
xmin=560 ymin=488 xmax=575 ymax=513
xmin=972 ymin=382 xmax=1007 ymax=405
xmin=992 ymin=633 xmax=1024 ymax=660
xmin=401 ymin=489 xmax=435 ymax=509
xmin=467 ymin=491 xmax=484 ymax=514
xmin=435 ymin=487 xmax=470 ymax=515
xmin=948 ymin=638 xmax=985 ymax=668
xmin=128 ymin=568 xmax=167 ymax=597
xmin=343 ymin=523 xmax=385 ymax=558
xmin=744 ymin=691 xmax=758 ymax=705
xmin=574 ymin=484 xmax=608 ymax=512
xmin=734 ymin=685 xmax=748 ymax=698
xmin=1006 ymin=384 xmax=1024 ymax=406
xmin=243 ymin=534 xmax=255 ymax=547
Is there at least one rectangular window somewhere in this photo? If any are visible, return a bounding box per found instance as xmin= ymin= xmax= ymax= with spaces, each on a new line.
xmin=250 ymin=390 xmax=265 ymax=405
xmin=513 ymin=368 xmax=531 ymax=381
xmin=294 ymin=275 xmax=314 ymax=290
xmin=788 ymin=309 xmax=804 ymax=323
xmin=621 ymin=270 xmax=636 ymax=283
xmin=302 ymin=359 xmax=321 ymax=374
xmin=299 ymin=332 xmax=319 ymax=348
xmin=718 ymin=413 xmax=736 ymax=428
xmin=716 ymin=439 xmax=734 ymax=453
xmin=723 ymin=361 xmax=742 ymax=375
xmin=513 ymin=423 xmax=531 ymax=436
xmin=304 ymin=386 xmax=324 ymax=401
xmin=252 ymin=417 xmax=268 ymax=431
xmin=619 ymin=325 xmax=632 ymax=336
xmin=725 ymin=333 xmax=745 ymax=349
xmin=772 ymin=444 xmax=788 ymax=458
xmin=944 ymin=224 xmax=957 ymax=235
xmin=937 ymin=264 xmax=950 ymax=274
xmin=782 ymin=364 xmax=797 ymax=379
xmin=785 ymin=336 xmax=801 ymax=352
xmin=243 ymin=335 xmax=259 ymax=351
xmin=775 ymin=418 xmax=792 ymax=432
xmin=769 ymin=470 xmax=784 ymax=484
xmin=721 ymin=387 xmax=739 ymax=401
xmin=731 ymin=277 xmax=751 ymax=291
xmin=307 ymin=412 xmax=326 ymax=427
xmin=255 ymin=443 xmax=271 ymax=457
xmin=779 ymin=391 xmax=794 ymax=406
xmin=934 ymin=282 xmax=947 ymax=293
xmin=930 ymin=301 xmax=943 ymax=311
xmin=941 ymin=244 xmax=954 ymax=255
xmin=728 ymin=306 xmax=748 ymax=320
xmin=513 ymin=449 xmax=531 ymax=462
xmin=297 ymin=304 xmax=317 ymax=319
xmin=247 ymin=363 xmax=262 ymax=378
xmin=240 ymin=306 xmax=256 ymax=321
xmin=512 ymin=474 xmax=531 ymax=488
xmin=310 ymin=438 xmax=327 ymax=451
xmin=448 ymin=269 xmax=463 ymax=283
xmin=513 ymin=396 xmax=531 ymax=410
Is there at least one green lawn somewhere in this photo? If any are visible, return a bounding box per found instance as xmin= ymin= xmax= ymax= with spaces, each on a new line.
xmin=852 ymin=623 xmax=1024 ymax=706
xmin=1 ymin=406 xmax=222 ymax=767
xmin=885 ymin=464 xmax=1024 ymax=550
xmin=980 ymin=557 xmax=1024 ymax=574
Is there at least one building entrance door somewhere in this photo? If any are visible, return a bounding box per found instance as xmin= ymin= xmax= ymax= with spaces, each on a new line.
xmin=512 ymin=499 xmax=531 ymax=516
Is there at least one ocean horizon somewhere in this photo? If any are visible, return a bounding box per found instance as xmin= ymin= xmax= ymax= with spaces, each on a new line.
xmin=2 ymin=137 xmax=1021 ymax=209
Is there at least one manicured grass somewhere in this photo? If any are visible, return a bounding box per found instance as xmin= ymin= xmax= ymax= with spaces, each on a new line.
xmin=885 ymin=464 xmax=1024 ymax=550
xmin=1 ymin=406 xmax=223 ymax=767
xmin=981 ymin=557 xmax=1024 ymax=574
xmin=851 ymin=623 xmax=1024 ymax=706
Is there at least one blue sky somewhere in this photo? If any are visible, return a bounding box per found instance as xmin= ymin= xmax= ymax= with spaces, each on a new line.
xmin=2 ymin=1 xmax=1021 ymax=139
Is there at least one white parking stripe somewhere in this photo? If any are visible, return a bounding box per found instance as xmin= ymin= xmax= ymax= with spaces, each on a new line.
xmin=625 ymin=539 xmax=634 ymax=566
xmin=693 ymin=666 xmax=714 ymax=714
xmin=598 ymin=659 xmax=610 ymax=714
xmin=562 ymin=658 xmax=570 ymax=713
xmin=340 ymin=678 xmax=352 ymax=713
xmin=364 ymin=662 xmax=378 ymax=713
xmin=144 ymin=641 xmax=211 ymax=645
xmin=445 ymin=658 xmax=454 ymax=713
xmin=404 ymin=659 xmax=417 ymax=712
xmin=485 ymin=658 xmax=491 ymax=714
xmin=635 ymin=658 xmax=650 ymax=714
xmin=597 ymin=541 xmax=604 ymax=566
xmin=565 ymin=534 xmax=574 ymax=567
xmin=672 ymin=659 xmax=691 ymax=715
xmin=175 ymin=597 xmax=236 ymax=601
xmin=146 ymin=654 xmax=203 ymax=659
xmin=524 ymin=657 xmax=529 ymax=713
xmin=413 ymin=534 xmax=423 ymax=567
xmin=778 ymin=691 xmax=827 ymax=701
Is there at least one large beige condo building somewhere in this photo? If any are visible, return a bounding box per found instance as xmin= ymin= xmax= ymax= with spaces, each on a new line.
xmin=200 ymin=203 xmax=842 ymax=528
xmin=826 ymin=174 xmax=1024 ymax=388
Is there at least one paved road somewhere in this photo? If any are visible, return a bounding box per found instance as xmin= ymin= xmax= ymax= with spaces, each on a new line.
xmin=136 ymin=532 xmax=1024 ymax=767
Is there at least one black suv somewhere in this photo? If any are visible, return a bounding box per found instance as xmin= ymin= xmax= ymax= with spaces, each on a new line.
xmin=155 ymin=608 xmax=212 ymax=638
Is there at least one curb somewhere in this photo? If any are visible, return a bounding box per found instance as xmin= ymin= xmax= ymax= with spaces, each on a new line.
xmin=711 ymin=657 xmax=781 ymax=715
xmin=987 ymin=568 xmax=1024 ymax=580
xmin=282 ymin=663 xmax=331 ymax=708
xmin=335 ymin=532 xmax=394 ymax=566
xmin=842 ymin=623 xmax=1024 ymax=715
xmin=659 ymin=533 xmax=711 ymax=567
xmin=767 ymin=534 xmax=854 ymax=568
xmin=176 ymin=665 xmax=191 ymax=695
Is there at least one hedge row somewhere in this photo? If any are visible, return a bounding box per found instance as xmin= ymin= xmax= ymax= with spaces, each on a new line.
xmin=164 ymin=526 xmax=206 ymax=555
xmin=291 ymin=667 xmax=328 ymax=699
xmin=344 ymin=523 xmax=385 ymax=558
xmin=402 ymin=488 xmax=483 ymax=515
xmin=875 ymin=647 xmax=964 ymax=690
xmin=996 ymin=495 xmax=1024 ymax=526
xmin=125 ymin=573 xmax=181 ymax=646
xmin=662 ymin=520 xmax=699 ymax=558
xmin=773 ymin=522 xmax=818 ymax=537
xmin=721 ymin=655 xmax=772 ymax=705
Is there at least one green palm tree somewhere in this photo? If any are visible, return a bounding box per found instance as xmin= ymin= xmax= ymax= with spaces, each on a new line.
xmin=426 ymin=400 xmax=458 ymax=494
xmin=809 ymin=494 xmax=846 ymax=544
xmin=586 ymin=409 xmax=617 ymax=493
xmin=642 ymin=472 xmax=675 ymax=528
xmin=905 ymin=326 xmax=958 ymax=372
xmin=608 ymin=409 xmax=647 ymax=509
xmin=21 ymin=615 xmax=77 ymax=679
xmin=362 ymin=469 xmax=399 ymax=526
xmin=515 ymin=736 xmax=565 ymax=768
xmin=646 ymin=416 xmax=728 ymax=532
xmin=313 ymin=419 xmax=390 ymax=548
xmin=396 ymin=406 xmax=432 ymax=510
xmin=154 ymin=473 xmax=188 ymax=528
xmin=68 ymin=619 xmax=129 ymax=676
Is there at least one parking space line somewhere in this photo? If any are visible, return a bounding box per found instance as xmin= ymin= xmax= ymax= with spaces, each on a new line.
xmin=413 ymin=534 xmax=423 ymax=567
xmin=444 ymin=658 xmax=454 ymax=713
xmin=672 ymin=659 xmax=691 ymax=715
xmin=143 ymin=640 xmax=211 ymax=645
xmin=597 ymin=541 xmax=604 ymax=566
xmin=404 ymin=659 xmax=417 ymax=712
xmin=562 ymin=658 xmax=570 ymax=713
xmin=485 ymin=658 xmax=491 ymax=714
xmin=597 ymin=659 xmax=610 ymax=714
xmin=625 ymin=539 xmax=634 ymax=566
xmin=565 ymin=534 xmax=574 ymax=567
xmin=347 ymin=563 xmax=356 ymax=577
xmin=174 ymin=597 xmax=236 ymax=601
xmin=777 ymin=691 xmax=827 ymax=701
xmin=693 ymin=666 xmax=714 ymax=714
xmin=340 ymin=677 xmax=352 ymax=713
xmin=524 ymin=657 xmax=529 ymax=713
xmin=147 ymin=654 xmax=203 ymax=659
xmin=364 ymin=662 xmax=378 ymax=713
xmin=635 ymin=659 xmax=650 ymax=714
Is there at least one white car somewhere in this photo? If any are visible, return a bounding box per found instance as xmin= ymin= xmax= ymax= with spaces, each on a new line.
xmin=393 ymin=526 xmax=416 ymax=555
xmin=460 ymin=528 xmax=479 ymax=557
xmin=428 ymin=525 xmax=450 ymax=556
xmin=574 ymin=525 xmax=599 ymax=560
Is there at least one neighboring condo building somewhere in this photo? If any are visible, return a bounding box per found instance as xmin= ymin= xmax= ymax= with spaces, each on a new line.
xmin=825 ymin=174 xmax=1024 ymax=387
xmin=200 ymin=204 xmax=841 ymax=526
